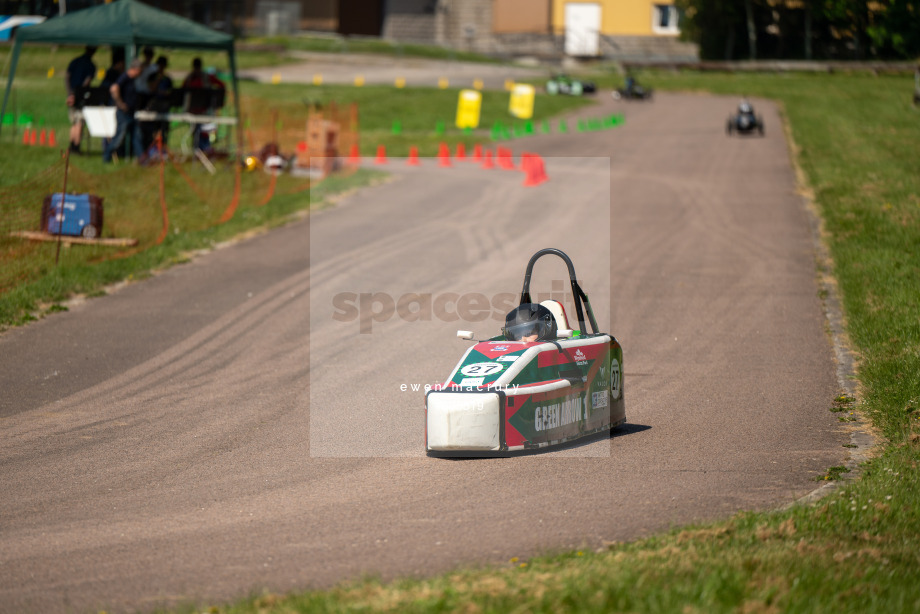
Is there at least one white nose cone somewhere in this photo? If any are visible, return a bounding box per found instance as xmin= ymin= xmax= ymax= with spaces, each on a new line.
xmin=427 ymin=392 xmax=501 ymax=451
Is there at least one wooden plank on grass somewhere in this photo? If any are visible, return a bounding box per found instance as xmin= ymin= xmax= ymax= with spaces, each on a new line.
xmin=9 ymin=231 xmax=139 ymax=247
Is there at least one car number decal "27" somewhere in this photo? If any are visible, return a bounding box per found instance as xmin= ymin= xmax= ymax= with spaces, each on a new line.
xmin=460 ymin=362 xmax=504 ymax=377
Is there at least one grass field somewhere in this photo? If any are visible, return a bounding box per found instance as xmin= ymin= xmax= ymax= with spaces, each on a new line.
xmin=3 ymin=43 xmax=920 ymax=612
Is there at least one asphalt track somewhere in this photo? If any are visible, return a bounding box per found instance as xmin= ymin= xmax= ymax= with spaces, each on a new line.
xmin=0 ymin=92 xmax=848 ymax=613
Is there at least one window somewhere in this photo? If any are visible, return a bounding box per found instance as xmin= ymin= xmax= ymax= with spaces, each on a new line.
xmin=652 ymin=4 xmax=680 ymax=35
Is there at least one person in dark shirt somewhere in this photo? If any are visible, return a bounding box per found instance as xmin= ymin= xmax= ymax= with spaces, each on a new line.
xmin=65 ymin=45 xmax=97 ymax=154
xmin=98 ymin=54 xmax=126 ymax=157
xmin=182 ymin=57 xmax=225 ymax=151
xmin=100 ymin=50 xmax=126 ymax=103
xmin=134 ymin=46 xmax=157 ymax=110
xmin=141 ymin=56 xmax=174 ymax=153
xmin=103 ymin=59 xmax=143 ymax=163
xmin=145 ymin=56 xmax=174 ymax=117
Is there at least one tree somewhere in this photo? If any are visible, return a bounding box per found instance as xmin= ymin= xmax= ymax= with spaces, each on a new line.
xmin=744 ymin=0 xmax=757 ymax=59
xmin=674 ymin=0 xmax=744 ymax=59
xmin=676 ymin=0 xmax=920 ymax=59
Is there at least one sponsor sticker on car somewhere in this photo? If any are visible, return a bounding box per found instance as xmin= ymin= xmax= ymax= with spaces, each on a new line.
xmin=592 ymin=390 xmax=608 ymax=408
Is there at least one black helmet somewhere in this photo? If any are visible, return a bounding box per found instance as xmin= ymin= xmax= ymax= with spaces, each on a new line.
xmin=502 ymin=303 xmax=557 ymax=342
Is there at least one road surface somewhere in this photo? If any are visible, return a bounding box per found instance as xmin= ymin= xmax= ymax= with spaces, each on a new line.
xmin=0 ymin=92 xmax=847 ymax=613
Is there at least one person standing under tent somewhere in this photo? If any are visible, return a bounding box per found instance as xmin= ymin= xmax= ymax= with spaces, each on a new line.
xmin=103 ymin=59 xmax=143 ymax=163
xmin=134 ymin=46 xmax=156 ymax=110
xmin=64 ymin=45 xmax=97 ymax=155
xmin=182 ymin=57 xmax=225 ymax=152
xmin=141 ymin=55 xmax=174 ymax=156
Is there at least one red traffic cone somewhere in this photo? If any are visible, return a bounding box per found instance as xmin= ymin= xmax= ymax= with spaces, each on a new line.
xmin=508 ymin=149 xmax=519 ymax=170
xmin=521 ymin=153 xmax=536 ymax=186
xmin=347 ymin=143 xmax=361 ymax=166
xmin=472 ymin=143 xmax=483 ymax=162
xmin=522 ymin=153 xmax=548 ymax=187
xmin=375 ymin=144 xmax=387 ymax=164
xmin=534 ymin=154 xmax=548 ymax=182
xmin=520 ymin=152 xmax=531 ymax=172
xmin=48 ymin=129 xmax=57 ymax=147
xmin=39 ymin=128 xmax=46 ymax=146
xmin=497 ymin=147 xmax=515 ymax=170
xmin=437 ymin=142 xmax=451 ymax=167
xmin=29 ymin=129 xmax=37 ymax=146
xmin=407 ymin=145 xmax=421 ymax=166
xmin=481 ymin=149 xmax=494 ymax=169
xmin=22 ymin=129 xmax=30 ymax=145
xmin=455 ymin=143 xmax=466 ymax=160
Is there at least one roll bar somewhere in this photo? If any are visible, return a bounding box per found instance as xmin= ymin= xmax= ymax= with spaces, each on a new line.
xmin=518 ymin=248 xmax=599 ymax=336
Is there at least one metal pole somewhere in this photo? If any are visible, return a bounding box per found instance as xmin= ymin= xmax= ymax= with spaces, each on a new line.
xmin=55 ymin=149 xmax=71 ymax=266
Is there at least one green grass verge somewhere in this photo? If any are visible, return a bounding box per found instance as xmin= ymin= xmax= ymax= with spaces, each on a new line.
xmin=0 ymin=167 xmax=383 ymax=328
xmin=162 ymin=70 xmax=920 ymax=613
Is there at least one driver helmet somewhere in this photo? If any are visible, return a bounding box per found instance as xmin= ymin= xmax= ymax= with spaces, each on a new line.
xmin=739 ymin=100 xmax=752 ymax=113
xmin=502 ymin=303 xmax=557 ymax=342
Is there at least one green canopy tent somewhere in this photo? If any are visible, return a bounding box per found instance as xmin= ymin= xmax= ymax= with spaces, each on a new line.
xmin=0 ymin=0 xmax=242 ymax=155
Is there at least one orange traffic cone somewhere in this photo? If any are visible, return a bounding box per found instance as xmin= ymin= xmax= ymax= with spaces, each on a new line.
xmin=22 ymin=129 xmax=29 ymax=145
xmin=406 ymin=145 xmax=421 ymax=166
xmin=481 ymin=149 xmax=494 ymax=169
xmin=455 ymin=143 xmax=466 ymax=160
xmin=347 ymin=143 xmax=361 ymax=166
xmin=522 ymin=153 xmax=548 ymax=187
xmin=29 ymin=129 xmax=37 ymax=146
xmin=472 ymin=143 xmax=483 ymax=162
xmin=375 ymin=144 xmax=387 ymax=164
xmin=497 ymin=147 xmax=515 ymax=170
xmin=39 ymin=128 xmax=46 ymax=146
xmin=521 ymin=153 xmax=535 ymax=186
xmin=437 ymin=142 xmax=451 ymax=167
xmin=48 ymin=129 xmax=57 ymax=147
xmin=535 ymin=155 xmax=548 ymax=182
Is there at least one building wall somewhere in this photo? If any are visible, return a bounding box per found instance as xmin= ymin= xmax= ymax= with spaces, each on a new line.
xmin=550 ymin=0 xmax=677 ymax=37
xmin=492 ymin=0 xmax=550 ymax=34
xmin=320 ymin=0 xmax=691 ymax=60
xmin=381 ymin=0 xmax=436 ymax=42
xmin=438 ymin=0 xmax=493 ymax=49
xmin=242 ymin=0 xmax=336 ymax=33
xmin=338 ymin=0 xmax=383 ymax=35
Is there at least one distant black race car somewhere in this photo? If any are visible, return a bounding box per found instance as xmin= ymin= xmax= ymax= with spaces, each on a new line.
xmin=545 ymin=74 xmax=596 ymax=96
xmin=611 ymin=77 xmax=652 ymax=100
xmin=727 ymin=100 xmax=764 ymax=136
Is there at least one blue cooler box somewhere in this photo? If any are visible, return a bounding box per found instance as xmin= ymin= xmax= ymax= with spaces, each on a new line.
xmin=42 ymin=193 xmax=104 ymax=238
